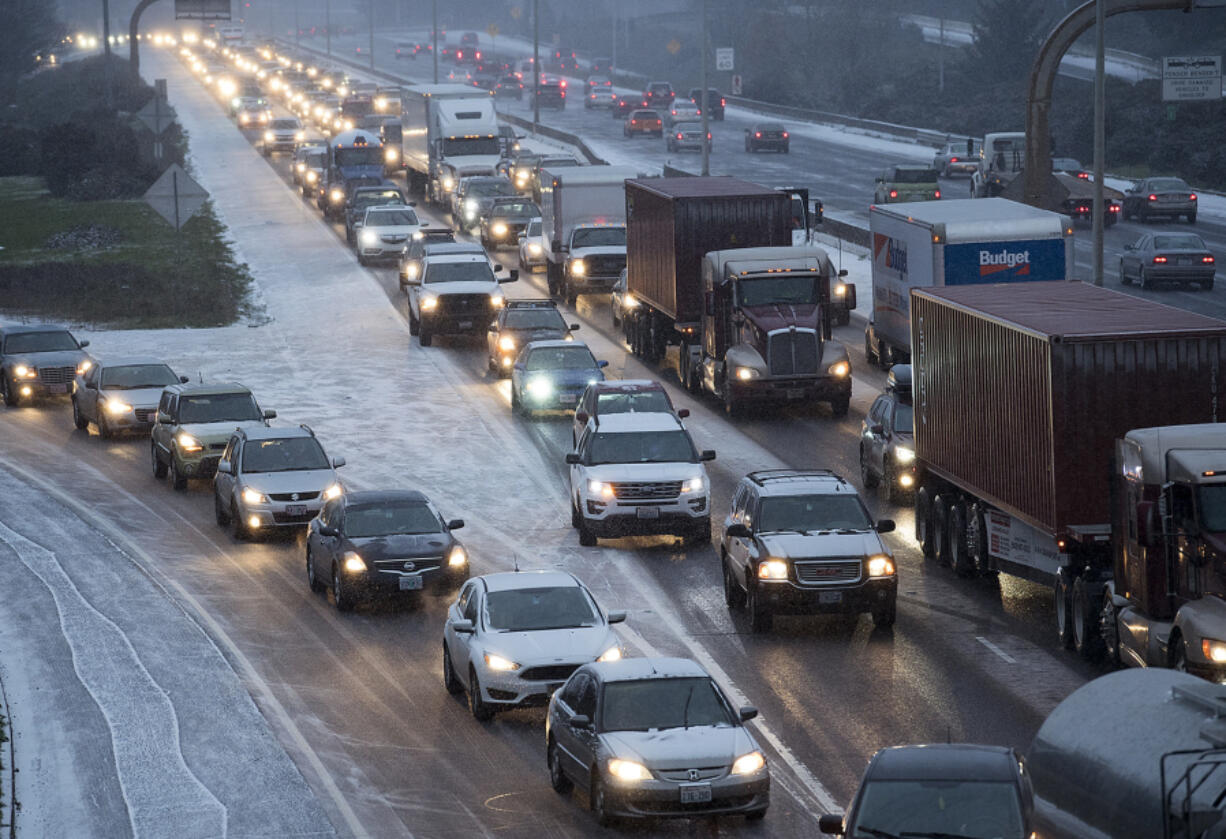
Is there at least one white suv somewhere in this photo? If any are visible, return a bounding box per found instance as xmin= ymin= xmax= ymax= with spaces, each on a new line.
xmin=566 ymin=413 xmax=715 ymax=547
xmin=405 ymin=252 xmax=517 ymax=347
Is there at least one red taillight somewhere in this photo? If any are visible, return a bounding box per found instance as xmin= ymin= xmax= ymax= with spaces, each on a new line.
xmin=950 ymin=156 xmax=958 ymax=163
xmin=1148 ymin=194 xmax=1158 ymax=201
xmin=631 ymin=119 xmax=636 ymax=124
xmin=754 ymin=131 xmax=761 ymax=138
xmin=456 ymin=50 xmax=463 ymax=58
xmin=1190 ymin=193 xmax=1198 ymax=201
xmin=707 ymin=133 xmax=711 ymax=139
xmin=889 ymin=189 xmax=898 ymax=198
xmin=591 ymin=94 xmax=596 ymax=98
xmin=781 ymin=132 xmax=788 ymax=138
xmin=676 ymin=133 xmax=683 ymax=139
xmin=934 ymin=190 xmax=941 ymax=199
xmin=1153 ymin=256 xmax=1168 ymax=264
xmin=720 ymin=98 xmax=725 ymax=106
xmin=1109 ymin=204 xmax=1121 ymax=213
xmin=560 ymin=91 xmax=565 ymax=97
xmin=560 ymin=80 xmax=567 ymax=87
xmin=1204 ymin=256 xmax=1216 ymax=264
xmin=1077 ymin=172 xmax=1090 ymax=179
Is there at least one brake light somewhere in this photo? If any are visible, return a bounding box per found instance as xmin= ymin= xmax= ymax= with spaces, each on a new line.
xmin=934 ymin=190 xmax=941 ymax=199
xmin=950 ymin=156 xmax=958 ymax=163
xmin=1109 ymin=204 xmax=1121 ymax=213
xmin=677 ymin=133 xmax=683 ymax=139
xmin=560 ymin=80 xmax=567 ymax=87
xmin=1204 ymin=256 xmax=1216 ymax=264
xmin=631 ymin=119 xmax=636 ymax=124
xmin=889 ymin=189 xmax=898 ymax=198
xmin=1153 ymin=256 xmax=1168 ymax=264
xmin=1190 ymin=193 xmax=1198 ymax=201
xmin=755 ymin=131 xmax=761 ymax=138
xmin=707 ymin=133 xmax=711 ymax=139
xmin=1148 ymin=194 xmax=1157 ymax=201
xmin=591 ymin=94 xmax=596 ymax=98
xmin=721 ymin=98 xmax=725 ymax=106
xmin=782 ymin=132 xmax=788 ymax=138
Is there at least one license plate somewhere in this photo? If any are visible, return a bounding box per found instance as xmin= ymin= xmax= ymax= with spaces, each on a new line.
xmin=458 ymin=320 xmax=473 ymax=330
xmin=636 ymin=507 xmax=660 ymax=520
xmin=399 ymin=575 xmax=423 ymax=591
xmin=560 ymin=393 xmax=578 ymax=405
xmin=286 ymin=504 xmax=307 ymax=516
xmin=819 ymin=591 xmax=843 ymax=605
xmin=48 ymin=383 xmax=68 ymax=394
xmin=786 ymin=388 xmax=804 ymax=400
xmin=680 ymin=783 xmax=712 ymax=804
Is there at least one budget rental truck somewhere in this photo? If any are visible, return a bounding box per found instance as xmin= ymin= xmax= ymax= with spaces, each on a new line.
xmin=399 ymin=84 xmax=500 ymax=206
xmin=909 ymin=281 xmax=1226 ymax=671
xmin=864 ymin=197 xmax=1073 ymax=369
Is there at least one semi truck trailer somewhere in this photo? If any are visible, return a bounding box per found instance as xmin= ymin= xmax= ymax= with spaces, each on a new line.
xmin=399 ymin=84 xmax=500 ymax=206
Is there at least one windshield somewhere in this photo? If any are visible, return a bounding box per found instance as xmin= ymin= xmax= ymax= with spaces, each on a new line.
xmin=345 ymin=501 xmax=441 ymax=537
xmin=527 ymin=219 xmax=542 ymax=235
xmin=470 ymin=181 xmax=516 ymax=197
xmin=241 ymin=437 xmax=330 ymax=473
xmin=3 ymin=331 xmax=79 ymax=353
xmin=342 ymin=100 xmax=374 ymax=117
xmin=271 ymin=119 xmax=299 ymax=130
xmin=441 ymin=136 xmax=501 ymax=156
xmin=738 ymin=275 xmax=821 ymax=306
xmin=596 ymin=391 xmax=672 ymax=415
xmin=850 ymin=780 xmax=1025 ymax=839
xmin=894 ymin=168 xmax=939 ymax=184
xmin=355 ymin=191 xmax=403 ymax=207
xmin=100 ymin=364 xmax=178 ymax=390
xmin=524 ymin=346 xmax=597 ymax=371
xmin=485 ymin=585 xmax=600 ymax=631
xmin=1151 ymin=178 xmax=1189 ymax=191
xmin=178 ymin=392 xmax=261 ymax=424
xmin=601 ymin=678 xmax=732 ymax=732
xmin=382 ymin=124 xmax=402 ymax=142
xmin=506 ymin=309 xmax=566 ymax=330
xmin=305 ymin=152 xmax=326 ymax=167
xmin=492 ymin=202 xmax=538 ymax=218
xmin=894 ymin=403 xmax=914 ymax=434
xmin=1153 ymin=235 xmax=1205 ymax=250
xmin=588 ymin=430 xmax=696 ymax=465
xmin=571 ymin=228 xmax=626 ymax=249
xmin=1200 ymin=486 xmax=1226 ymax=532
xmin=757 ymin=495 xmax=874 ymax=533
xmin=367 ymin=208 xmax=419 ymax=226
xmin=334 ymin=146 xmax=383 ymax=167
xmin=1052 ymin=158 xmax=1082 ymax=171
xmin=425 ymin=260 xmax=494 ymax=284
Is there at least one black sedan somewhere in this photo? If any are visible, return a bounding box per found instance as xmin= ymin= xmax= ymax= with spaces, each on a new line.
xmin=479 ymin=197 xmax=540 ymax=250
xmin=306 ymin=490 xmax=469 ymax=611
xmin=1119 ymin=232 xmax=1216 ymax=291
xmin=1122 ymin=176 xmax=1198 ymax=224
xmin=612 ymin=94 xmax=644 ymax=119
xmin=486 ymin=298 xmax=578 ymax=375
xmin=745 ymin=123 xmax=789 ymax=153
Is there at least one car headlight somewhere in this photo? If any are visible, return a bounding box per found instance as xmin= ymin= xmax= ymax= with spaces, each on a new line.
xmin=680 ymin=475 xmax=705 ymax=493
xmin=587 ymin=478 xmax=614 ymax=499
xmin=360 ymin=230 xmax=378 ymax=246
xmin=343 ymin=551 xmax=366 ymax=573
xmin=294 ymin=130 xmax=305 ymax=141
xmin=1203 ymin=638 xmax=1226 ymax=664
xmin=263 ymin=133 xmax=274 ymax=145
xmin=484 ymin=652 xmax=519 ymax=672
xmin=385 ymin=148 xmax=398 ymax=162
xmin=441 ymin=175 xmax=455 ymax=191
xmin=735 ymin=366 xmax=760 ymax=381
xmin=420 ymin=294 xmax=439 ymax=311
xmin=491 ymin=222 xmax=508 ymax=237
xmin=241 ymin=487 xmax=268 ymax=504
xmin=833 ymin=283 xmax=847 ymax=297
xmin=296 ymin=162 xmax=306 ymax=172
xmin=731 ymin=751 xmax=766 ymax=775
xmin=498 ymin=335 xmax=517 ymax=352
xmin=527 ymin=377 xmax=554 ymax=400
xmin=527 ymin=242 xmax=542 ymax=256
xmin=490 ymin=293 xmax=505 ymax=307
xmin=176 ymin=432 xmax=203 ymax=453
xmin=448 ymin=545 xmax=467 ymax=567
xmin=828 ymin=360 xmax=850 ymax=378
xmin=598 ymin=645 xmax=623 ymax=662
xmin=623 ymin=293 xmax=639 ymax=309
xmin=757 ymin=559 xmax=788 ymax=580
xmin=569 ymin=259 xmax=586 ymax=276
xmin=608 ymin=759 xmax=651 ymax=782
xmin=14 ymin=365 xmax=36 ymax=378
xmin=894 ymin=446 xmax=915 ymax=464
xmin=104 ymin=399 xmax=133 ymax=415
xmin=329 ymin=188 xmax=345 ymax=203
xmin=76 ymin=359 xmax=92 ymax=374
xmin=306 ymin=170 xmax=318 ymax=183
xmin=324 ymin=483 xmax=343 ymax=500
xmin=374 ymin=96 xmax=387 ymax=110
xmin=867 ymin=555 xmax=895 ymax=577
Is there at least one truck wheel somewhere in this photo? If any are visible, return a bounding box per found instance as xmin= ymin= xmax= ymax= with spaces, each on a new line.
xmin=408 ymin=309 xmax=419 ymax=336
xmin=1053 ymin=569 xmax=1076 ymax=649
xmin=932 ymin=495 xmax=952 ymax=567
xmin=830 ymin=394 xmax=850 ymax=418
xmin=564 ymin=280 xmax=577 ymax=307
xmin=1072 ymin=576 xmax=1104 ymax=660
xmin=419 ymin=324 xmax=433 ymax=347
xmin=864 ymin=331 xmax=878 ymax=366
xmin=915 ymin=487 xmax=934 ymax=559
xmin=871 ymin=597 xmax=896 ymax=628
xmin=723 ymin=558 xmax=746 ymax=609
xmin=967 ymin=503 xmax=992 ymax=574
xmin=1099 ymin=589 xmax=1121 ymax=665
xmin=151 ymin=443 xmax=167 ymax=479
xmin=947 ymin=502 xmax=974 ymax=577
xmin=747 ymin=582 xmax=773 ymax=633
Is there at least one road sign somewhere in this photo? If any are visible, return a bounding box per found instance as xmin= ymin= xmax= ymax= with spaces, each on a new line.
xmin=510 ymin=6 xmax=522 ymax=20
xmin=715 ymin=47 xmax=734 ymax=72
xmin=666 ymin=39 xmax=682 ymax=56
xmin=1162 ymin=55 xmax=1222 ymax=102
xmin=144 ymin=164 xmax=208 ymax=231
xmin=731 ymin=74 xmax=742 ymax=96
xmin=136 ymin=96 xmax=177 ymax=135
xmin=487 ymin=23 xmax=499 ymax=38
xmin=175 ymin=0 xmax=230 ymax=20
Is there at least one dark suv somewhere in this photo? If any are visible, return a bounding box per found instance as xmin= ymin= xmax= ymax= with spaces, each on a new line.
xmin=859 ymin=365 xmax=916 ymax=503
xmin=535 ymin=78 xmax=567 ymax=110
xmin=687 ymin=87 xmax=725 ymax=120
xmin=643 ymin=81 xmax=675 ymax=107
xmin=0 ymin=324 xmax=92 ymax=406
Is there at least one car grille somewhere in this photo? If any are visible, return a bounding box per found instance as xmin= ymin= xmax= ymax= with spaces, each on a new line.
xmin=272 ymin=511 xmax=316 ymax=524
xmin=374 ymin=557 xmax=443 ymax=572
xmin=269 ymin=491 xmax=321 ymax=502
xmin=612 ymin=481 xmax=682 ymax=502
xmin=767 ymin=330 xmax=819 ymax=376
xmin=657 ymin=766 xmax=726 ymax=782
xmin=209 ymin=442 xmax=227 ymax=451
xmin=381 ymin=234 xmax=408 ymax=244
xmin=439 ymin=294 xmax=494 ymax=315
xmin=794 ymin=559 xmax=862 ymax=586
xmin=520 ymin=664 xmax=580 ymax=682
xmin=134 ymin=409 xmax=155 ymax=423
xmin=38 ymin=366 xmax=75 ymax=385
xmin=586 ymin=254 xmax=626 ymax=276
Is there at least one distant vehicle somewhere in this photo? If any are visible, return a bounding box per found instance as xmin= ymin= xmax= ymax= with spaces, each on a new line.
xmin=150 ymin=383 xmax=275 ymax=490
xmin=495 ymin=124 xmax=521 ymax=156
xmin=494 ymin=74 xmax=523 ymax=99
xmin=510 ymin=340 xmax=606 ymax=417
xmin=1051 ymin=156 xmax=1086 ymax=177
xmin=609 ymin=269 xmax=636 ymax=332
xmin=611 ymin=94 xmax=642 ymax=118
xmin=665 ymin=100 xmax=700 ymax=126
xmin=397 ymin=231 xmax=465 ymax=289
xmin=344 ymin=184 xmax=407 ymax=244
xmin=529 ymin=155 xmax=582 ymax=203
xmin=518 ymin=217 xmax=547 ymax=273
xmin=932 ymin=138 xmax=980 ymax=177
xmin=1119 ymin=231 xmax=1216 ymax=290
xmin=572 ymin=379 xmax=686 ymax=448
xmin=405 ymin=252 xmax=517 ymax=346
xmin=355 ymin=205 xmax=421 ymax=265
xmin=291 ymin=141 xmax=327 ymax=184
xmin=534 ymin=78 xmax=566 ymax=109
xmin=0 ymin=324 xmax=92 ymax=406
xmin=585 ymin=87 xmax=616 ymax=109
xmin=642 ymin=81 xmax=675 ymax=107
xmin=459 ymin=31 xmax=479 ymax=48
xmin=451 ymin=175 xmax=518 ymax=232
xmin=818 ymin=745 xmax=1031 ymax=838
xmin=262 ymin=116 xmax=304 ymax=155
xmin=72 ymin=358 xmax=185 ymax=438
xmin=478 ymin=197 xmax=539 ymax=250
xmin=236 ymin=102 xmax=271 ymax=128
xmin=873 ymin=164 xmax=941 ymax=203
xmin=589 ymin=57 xmax=613 ymax=74
xmin=970 ymin=131 xmax=1025 ymax=198
xmin=859 ymin=365 xmax=916 ymax=503
xmin=486 ymin=299 xmax=578 ymax=375
xmin=306 ymin=490 xmax=468 ymax=611
xmin=624 ymin=109 xmax=662 ymax=138
xmin=550 ymin=46 xmax=578 ymax=72
xmin=471 ymin=71 xmax=498 ymax=91
xmin=666 ymin=121 xmax=711 ymax=153
xmin=298 ymin=149 xmax=327 ymax=196
xmin=687 ymin=87 xmax=725 ymax=120
xmin=1122 ymin=176 xmax=1198 ymax=223
xmin=584 ymin=75 xmax=612 ymax=91
xmin=744 ymin=122 xmax=789 ymax=153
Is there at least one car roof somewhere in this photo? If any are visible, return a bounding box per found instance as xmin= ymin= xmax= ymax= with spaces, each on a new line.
xmin=524 ymin=339 xmax=589 ymax=351
xmin=167 ymin=382 xmax=254 ymax=397
xmin=1 ymin=323 xmax=74 ymax=335
xmin=424 ymin=242 xmax=483 ymax=255
xmin=479 ymin=570 xmax=581 ymax=592
xmin=343 ymin=489 xmax=429 ymax=506
xmin=867 ymin=745 xmax=1018 ymax=782
xmin=506 ymin=298 xmax=557 ymax=309
xmin=743 ymin=469 xmax=859 ymax=498
xmin=590 ymin=379 xmax=665 ymax=393
xmin=240 ymin=424 xmax=315 ymax=441
xmin=589 ymin=412 xmax=683 ymax=434
xmin=427 ymin=253 xmax=490 ymax=265
xmin=589 ymin=657 xmax=707 ymax=683
xmin=93 ymin=356 xmax=172 ymax=368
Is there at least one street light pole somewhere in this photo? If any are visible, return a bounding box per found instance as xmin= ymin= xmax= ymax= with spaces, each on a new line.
xmin=533 ymin=0 xmax=540 ymax=135
xmin=368 ymin=0 xmax=375 ymax=71
xmin=1092 ymin=0 xmax=1105 ymax=286
xmin=432 ymin=0 xmax=439 ymax=83
xmin=326 ymin=0 xmax=332 ymax=56
xmin=700 ymin=0 xmax=710 ymax=176
xmin=102 ymin=0 xmax=114 ymax=108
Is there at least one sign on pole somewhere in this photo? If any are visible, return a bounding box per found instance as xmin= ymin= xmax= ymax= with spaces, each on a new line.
xmin=487 ymin=23 xmax=499 ymax=38
xmin=715 ymin=47 xmax=734 ymax=72
xmin=136 ymin=97 xmax=177 ymax=135
xmin=731 ymin=74 xmax=742 ymax=95
xmin=1162 ymin=55 xmax=1222 ymax=102
xmin=144 ymin=164 xmax=209 ymax=231
xmin=175 ymin=0 xmax=231 ymax=20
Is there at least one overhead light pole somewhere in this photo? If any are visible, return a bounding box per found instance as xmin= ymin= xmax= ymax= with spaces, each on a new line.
xmin=533 ymin=0 xmax=540 ymax=135
xmin=432 ymin=0 xmax=439 ymax=83
xmin=1092 ymin=0 xmax=1105 ymax=286
xmin=325 ymin=0 xmax=332 ymax=56
xmin=700 ymin=0 xmax=710 ymax=176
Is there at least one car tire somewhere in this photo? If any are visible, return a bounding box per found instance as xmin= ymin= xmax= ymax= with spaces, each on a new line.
xmin=872 ymin=598 xmax=897 ymax=628
xmin=947 ymin=501 xmax=974 ymax=577
xmin=1122 ymin=204 xmax=1132 ymax=221
xmin=169 ymin=455 xmax=188 ymax=491
xmin=468 ymin=666 xmax=494 ymax=721
xmin=442 ymin=643 xmax=464 ymax=694
xmin=860 ymin=445 xmax=879 ymax=488
xmin=98 ymin=412 xmax=113 ymax=439
xmin=723 ymin=380 xmax=741 ymax=418
xmin=72 ymin=398 xmax=88 ymax=430
xmin=408 ymin=309 xmax=419 ymax=335
xmin=1119 ymin=260 xmax=1131 ymax=285
xmin=419 ymin=324 xmax=433 ymax=347
xmin=577 ymin=518 xmax=597 ymax=547
xmin=1140 ymin=269 xmax=1151 ymax=291
xmin=215 ymin=491 xmax=231 ymax=527
xmin=830 ymin=393 xmax=850 ymax=418
xmin=571 ymin=498 xmax=581 ymax=529
xmin=881 ymin=461 xmax=901 ymax=504
xmin=357 ymin=254 xmax=368 ymax=266
xmin=307 ymin=546 xmax=326 ymax=593
xmin=747 ymin=581 xmax=773 ymax=633
xmin=590 ymin=774 xmax=615 ymax=827
xmin=723 ymin=557 xmax=746 ymax=610
xmin=932 ymin=494 xmax=952 ymax=566
xmin=548 ymin=738 xmax=574 ymax=793
xmin=332 ymin=563 xmax=355 ymax=612
xmin=1 ymin=377 xmax=15 ymax=407
xmin=746 ymin=808 xmax=767 ymax=821
xmin=151 ymin=443 xmax=167 ymax=479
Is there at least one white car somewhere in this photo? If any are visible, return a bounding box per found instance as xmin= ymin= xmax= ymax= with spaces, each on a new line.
xmin=518 ymin=217 xmax=547 ymax=273
xmin=566 ymin=413 xmax=715 ymax=547
xmin=355 ymin=205 xmax=421 ymax=265
xmin=665 ymin=100 xmax=701 ymax=126
xmin=442 ymin=570 xmax=626 ymax=720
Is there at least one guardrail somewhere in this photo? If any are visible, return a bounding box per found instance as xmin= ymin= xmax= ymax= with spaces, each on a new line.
xmin=723 ymin=94 xmax=951 ymax=149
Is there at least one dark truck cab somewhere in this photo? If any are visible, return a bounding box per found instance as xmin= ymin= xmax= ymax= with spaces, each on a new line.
xmin=322 ymin=129 xmax=385 ymax=219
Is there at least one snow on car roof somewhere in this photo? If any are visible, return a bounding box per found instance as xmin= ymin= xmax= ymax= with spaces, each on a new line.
xmin=589 ymin=412 xmax=684 ymax=434
xmin=480 ymin=570 xmax=579 ymax=592
xmin=590 ymin=657 xmax=707 ymax=682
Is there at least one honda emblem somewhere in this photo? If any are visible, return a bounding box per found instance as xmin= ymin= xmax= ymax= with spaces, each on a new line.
xmin=688 ymin=769 xmax=700 ymax=782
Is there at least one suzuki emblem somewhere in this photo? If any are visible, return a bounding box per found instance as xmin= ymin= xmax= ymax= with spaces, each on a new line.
xmin=688 ymin=769 xmax=700 ymax=781
xmin=403 ymin=561 xmax=416 ymax=571
xmin=290 ymin=493 xmax=299 ymax=501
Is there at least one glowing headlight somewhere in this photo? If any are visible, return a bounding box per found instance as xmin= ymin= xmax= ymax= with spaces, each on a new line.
xmin=894 ymin=446 xmax=915 ymax=464
xmin=232 ymin=96 xmax=242 ymax=107
xmin=104 ymin=399 xmax=133 ymax=415
xmin=241 ymin=488 xmax=268 ymax=504
xmin=385 ymin=148 xmax=398 ymax=162
xmin=176 ymin=433 xmax=203 ymax=453
xmin=218 ymin=78 xmax=236 ymax=96
xmin=680 ymin=476 xmax=705 ymax=493
xmin=587 ymin=479 xmax=614 ymax=499
xmin=527 ymin=242 xmax=542 ymax=256
xmin=484 ymin=652 xmax=519 ymax=672
xmin=76 ymin=359 xmax=92 ymax=375
xmin=343 ymin=551 xmax=366 ymax=573
xmin=1203 ymin=639 xmax=1226 ymax=664
xmin=295 ymin=162 xmax=306 ymax=172
xmin=329 ymin=188 xmax=345 ymax=203
xmin=828 ymin=360 xmax=850 ymax=378
xmin=441 ymin=175 xmax=455 ymax=191
xmin=448 ymin=545 xmax=468 ymax=567
xmin=597 ymin=646 xmax=622 ymax=663
xmin=623 ymin=294 xmax=639 ymax=309
xmin=489 ymin=293 xmax=505 ymax=307
xmin=833 ymin=283 xmax=847 ymax=297
xmin=374 ymin=96 xmax=387 ymax=110
xmin=867 ymin=555 xmax=896 ymax=577
xmin=757 ymin=560 xmax=789 ymax=580
xmin=608 ymin=759 xmax=651 ymax=782
xmin=360 ymin=230 xmax=378 ymax=246
xmin=324 ymin=483 xmax=343 ymax=500
xmin=735 ymin=366 xmax=760 ymax=381
xmin=294 ymin=130 xmax=305 ymax=141
xmin=14 ymin=365 xmax=35 ymax=378
xmin=491 ymin=222 xmax=508 ymax=237
xmin=420 ymin=294 xmax=439 ymax=312
xmin=306 ymin=170 xmax=318 ymax=183
xmin=527 ymin=377 xmax=554 ymax=400
xmin=498 ymin=336 xmax=517 ymax=352
xmin=731 ymin=751 xmax=766 ymax=775
xmin=569 ymin=259 xmax=586 ymax=276
xmin=239 ymin=113 xmax=250 ymax=124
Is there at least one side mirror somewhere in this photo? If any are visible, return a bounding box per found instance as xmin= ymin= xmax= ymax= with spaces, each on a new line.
xmin=700 ymin=450 xmax=716 ymax=461
xmin=818 ymin=814 xmax=846 ymax=835
xmin=677 ymin=408 xmax=690 ymax=419
xmin=838 ymin=268 xmax=848 ymax=278
xmin=565 ymin=453 xmax=581 ymax=465
xmin=318 ymin=524 xmax=340 ymax=538
xmin=451 ymin=619 xmax=475 ymax=634
xmin=738 ymin=705 xmax=758 ymax=722
xmin=79 ymin=340 xmax=90 ymax=348
xmin=447 ymin=518 xmax=465 ymax=530
xmin=263 ymin=409 xmax=277 ymax=419
xmin=876 ymin=518 xmax=896 ymax=533
xmin=607 ymin=609 xmax=627 ymax=624
xmin=331 ymin=456 xmax=346 ymax=468
xmin=493 ymin=263 xmax=504 ymax=272
xmin=597 ymin=360 xmax=609 ymax=368
xmin=844 ymin=284 xmax=857 ymax=311
xmin=869 ymin=423 xmax=884 ymax=435
xmin=179 ymin=375 xmax=190 ymax=383
xmin=725 ymin=522 xmax=751 ymax=539
xmin=569 ymin=713 xmax=592 ymax=730
xmin=157 ymin=411 xmax=172 ymax=424
xmin=216 ymin=460 xmax=233 ymax=474
xmin=568 ymin=323 xmax=581 ymax=331
xmin=505 ymin=269 xmax=519 ymax=282
xmin=517 ymin=235 xmax=526 ymax=244
xmin=409 ymin=201 xmax=417 ymax=207
xmin=575 ymin=411 xmax=589 ymax=425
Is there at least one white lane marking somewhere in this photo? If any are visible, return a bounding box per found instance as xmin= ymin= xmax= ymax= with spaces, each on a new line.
xmin=976 ymin=636 xmax=1017 ymax=665
xmin=0 ymin=518 xmax=228 ymax=839
xmin=0 ymin=460 xmax=373 ymax=839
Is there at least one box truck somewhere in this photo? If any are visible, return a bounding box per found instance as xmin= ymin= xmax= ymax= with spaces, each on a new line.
xmin=399 ymin=84 xmax=500 ymax=206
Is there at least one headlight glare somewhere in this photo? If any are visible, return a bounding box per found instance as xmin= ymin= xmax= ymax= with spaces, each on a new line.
xmin=757 ymin=559 xmax=789 ymax=580
xmin=736 ymin=366 xmax=760 ymax=381
xmin=608 ymin=759 xmax=651 ymax=782
xmin=833 ymin=283 xmax=847 ymax=297
xmin=263 ymin=130 xmax=274 ymax=142
xmin=526 ymin=377 xmax=554 ymax=400
xmin=484 ymin=652 xmax=519 ymax=672
xmin=490 ymin=293 xmax=505 ymax=307
xmin=104 ymin=399 xmax=133 ymax=415
xmin=15 ymin=365 xmax=35 ymax=378
xmin=330 ymin=188 xmax=345 ymax=203
xmin=241 ymin=488 xmax=268 ymax=504
xmin=448 ymin=545 xmax=467 ymax=567
xmin=385 ymin=148 xmax=397 ymax=162
xmin=828 ymin=360 xmax=850 ymax=378
xmin=176 ymin=433 xmax=203 ymax=452
xmin=894 ymin=446 xmax=916 ymax=464
xmin=360 ymin=230 xmax=378 ymax=246
xmin=570 ymin=259 xmax=586 ymax=276
xmin=1203 ymin=639 xmax=1226 ymax=664
xmin=527 ymin=242 xmax=542 ymax=256
xmin=731 ymin=751 xmax=766 ymax=775
xmin=681 ymin=476 xmax=705 ymax=493
xmin=597 ymin=645 xmax=622 ymax=663
xmin=491 ymin=222 xmax=508 ymax=237
xmin=498 ymin=336 xmax=517 ymax=352
xmin=867 ymin=555 xmax=895 ymax=577
xmin=420 ymin=295 xmax=439 ymax=311
xmin=343 ymin=551 xmax=365 ymax=572
xmin=306 ymin=170 xmax=318 ymax=183
xmin=587 ymin=479 xmax=614 ymax=499
xmin=76 ymin=359 xmax=92 ymax=374
xmin=441 ymin=175 xmax=455 ymax=191
xmin=324 ymin=483 xmax=343 ymax=500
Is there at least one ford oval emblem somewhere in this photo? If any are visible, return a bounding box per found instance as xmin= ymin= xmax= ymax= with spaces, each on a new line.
xmin=403 ymin=561 xmax=416 ymax=571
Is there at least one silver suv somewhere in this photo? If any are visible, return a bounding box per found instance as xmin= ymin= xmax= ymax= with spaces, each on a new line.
xmin=720 ymin=470 xmax=897 ymax=632
xmin=213 ymin=424 xmax=344 ymax=540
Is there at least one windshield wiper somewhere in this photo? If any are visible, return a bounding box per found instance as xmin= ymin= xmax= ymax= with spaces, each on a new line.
xmin=855 ymin=828 xmax=902 ymax=839
xmin=682 ymin=684 xmax=694 ymax=730
xmin=900 ymin=833 xmax=983 ymax=839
